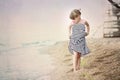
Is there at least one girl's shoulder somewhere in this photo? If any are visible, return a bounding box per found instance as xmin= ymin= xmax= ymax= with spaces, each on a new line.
xmin=80 ymin=19 xmax=87 ymax=25
xmin=69 ymin=19 xmax=87 ymax=26
xmin=69 ymin=21 xmax=76 ymax=26
xmin=68 ymin=21 xmax=74 ymax=29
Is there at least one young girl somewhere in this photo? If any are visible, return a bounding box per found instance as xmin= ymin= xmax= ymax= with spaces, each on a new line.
xmin=68 ymin=9 xmax=90 ymax=72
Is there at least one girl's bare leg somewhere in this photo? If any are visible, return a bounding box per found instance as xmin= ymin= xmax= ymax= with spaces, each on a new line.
xmin=77 ymin=53 xmax=81 ymax=70
xmin=73 ymin=51 xmax=79 ymax=72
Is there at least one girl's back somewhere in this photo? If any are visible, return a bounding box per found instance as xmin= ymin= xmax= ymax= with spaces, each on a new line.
xmin=70 ymin=19 xmax=86 ymax=38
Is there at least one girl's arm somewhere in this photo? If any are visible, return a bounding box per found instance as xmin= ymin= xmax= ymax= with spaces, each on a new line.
xmin=84 ymin=20 xmax=90 ymax=36
xmin=68 ymin=22 xmax=73 ymax=39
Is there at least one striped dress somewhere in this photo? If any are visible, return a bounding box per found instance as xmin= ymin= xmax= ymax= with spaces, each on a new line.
xmin=68 ymin=22 xmax=90 ymax=56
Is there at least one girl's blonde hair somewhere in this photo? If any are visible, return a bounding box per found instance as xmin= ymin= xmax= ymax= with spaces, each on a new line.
xmin=69 ymin=9 xmax=81 ymax=20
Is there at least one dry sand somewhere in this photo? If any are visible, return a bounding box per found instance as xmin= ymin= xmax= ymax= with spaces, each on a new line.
xmin=46 ymin=38 xmax=120 ymax=80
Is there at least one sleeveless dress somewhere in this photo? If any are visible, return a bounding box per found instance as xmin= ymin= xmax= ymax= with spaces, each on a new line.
xmin=68 ymin=23 xmax=90 ymax=56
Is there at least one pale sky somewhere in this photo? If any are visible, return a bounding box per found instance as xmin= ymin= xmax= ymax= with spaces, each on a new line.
xmin=0 ymin=0 xmax=109 ymax=46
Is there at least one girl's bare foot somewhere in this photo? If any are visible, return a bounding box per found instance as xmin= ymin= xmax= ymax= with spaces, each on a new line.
xmin=73 ymin=69 xmax=78 ymax=73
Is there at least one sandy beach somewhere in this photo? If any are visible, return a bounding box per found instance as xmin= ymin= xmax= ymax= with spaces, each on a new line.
xmin=0 ymin=38 xmax=120 ymax=80
xmin=46 ymin=38 xmax=120 ymax=80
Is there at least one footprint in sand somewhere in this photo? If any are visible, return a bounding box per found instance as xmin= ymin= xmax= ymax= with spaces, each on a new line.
xmin=91 ymin=71 xmax=103 ymax=76
xmin=96 ymin=52 xmax=115 ymax=59
xmin=63 ymin=58 xmax=72 ymax=62
xmin=94 ymin=59 xmax=105 ymax=62
xmin=67 ymin=63 xmax=73 ymax=66
xmin=66 ymin=68 xmax=74 ymax=73
xmin=65 ymin=54 xmax=71 ymax=57
xmin=103 ymin=61 xmax=112 ymax=64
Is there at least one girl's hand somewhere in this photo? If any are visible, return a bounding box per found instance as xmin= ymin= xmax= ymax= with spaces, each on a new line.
xmin=69 ymin=34 xmax=71 ymax=39
xmin=85 ymin=32 xmax=89 ymax=36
